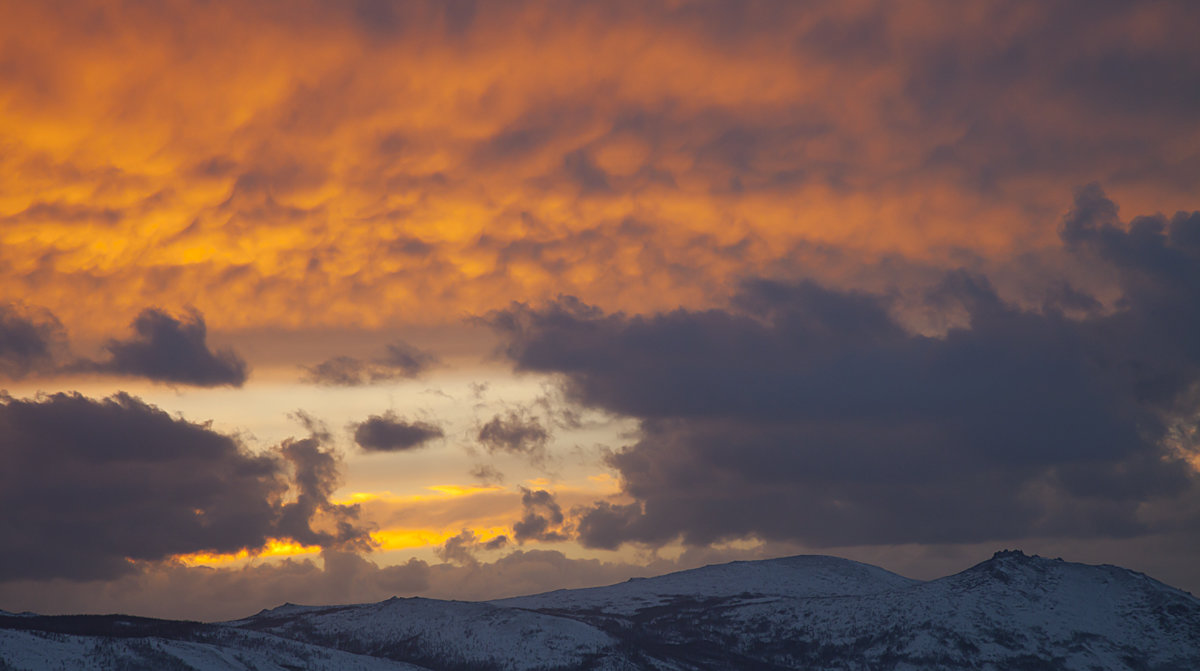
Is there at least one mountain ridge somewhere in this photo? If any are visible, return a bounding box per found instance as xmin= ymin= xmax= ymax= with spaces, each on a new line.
xmin=2 ymin=550 xmax=1198 ymax=670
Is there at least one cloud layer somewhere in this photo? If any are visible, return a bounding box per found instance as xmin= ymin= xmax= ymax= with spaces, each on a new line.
xmin=2 ymin=1 xmax=1198 ymax=334
xmin=492 ymin=188 xmax=1200 ymax=550
xmin=353 ymin=412 xmax=444 ymax=452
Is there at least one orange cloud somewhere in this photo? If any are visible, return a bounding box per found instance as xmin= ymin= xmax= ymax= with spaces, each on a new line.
xmin=2 ymin=1 xmax=1197 ymax=337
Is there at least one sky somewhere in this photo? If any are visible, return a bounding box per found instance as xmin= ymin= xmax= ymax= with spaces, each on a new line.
xmin=2 ymin=0 xmax=1200 ymax=622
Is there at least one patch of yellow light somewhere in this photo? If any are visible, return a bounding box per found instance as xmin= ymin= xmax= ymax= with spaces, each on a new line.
xmin=1174 ymin=450 xmax=1200 ymax=474
xmin=1165 ymin=427 xmax=1200 ymax=474
xmin=371 ymin=526 xmax=509 ymax=551
xmin=172 ymin=539 xmax=321 ymax=567
xmin=425 ymin=484 xmax=503 ymax=497
xmin=371 ymin=529 xmax=456 ymax=550
xmin=176 ymin=244 xmax=219 ymax=264
xmin=336 ymin=491 xmax=397 ymax=504
xmin=1185 ymin=454 xmax=1200 ymax=473
xmin=332 ymin=485 xmax=503 ymax=506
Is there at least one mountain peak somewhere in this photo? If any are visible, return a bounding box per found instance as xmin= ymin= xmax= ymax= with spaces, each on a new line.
xmin=5 ymin=552 xmax=1199 ymax=670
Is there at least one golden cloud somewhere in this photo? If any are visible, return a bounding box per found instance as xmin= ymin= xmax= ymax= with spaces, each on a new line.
xmin=2 ymin=1 xmax=1196 ymax=336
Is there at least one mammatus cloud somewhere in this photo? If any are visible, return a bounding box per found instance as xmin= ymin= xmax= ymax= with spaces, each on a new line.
xmin=492 ymin=188 xmax=1200 ymax=551
xmin=0 ymin=304 xmax=64 ymax=380
xmin=4 ymin=2 xmax=1199 ymax=336
xmin=352 ymin=411 xmax=444 ymax=452
xmin=304 ymin=340 xmax=439 ymax=386
xmin=0 ymin=393 xmax=368 ymax=582
xmin=81 ymin=308 xmax=248 ymax=387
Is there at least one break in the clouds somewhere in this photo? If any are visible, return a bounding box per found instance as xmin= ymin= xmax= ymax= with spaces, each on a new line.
xmin=352 ymin=412 xmax=444 ymax=452
xmin=493 ymin=188 xmax=1200 ymax=550
xmin=0 ymin=392 xmax=367 ymax=582
xmin=80 ymin=308 xmax=248 ymax=387
xmin=304 ymin=340 xmax=438 ymax=386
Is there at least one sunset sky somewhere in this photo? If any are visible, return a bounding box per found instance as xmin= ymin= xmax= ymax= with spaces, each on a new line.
xmin=3 ymin=0 xmax=1200 ymax=621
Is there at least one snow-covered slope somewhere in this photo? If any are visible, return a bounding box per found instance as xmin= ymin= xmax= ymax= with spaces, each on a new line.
xmin=2 ymin=551 xmax=1198 ymax=670
xmin=494 ymin=554 xmax=920 ymax=615
xmin=234 ymin=596 xmax=626 ymax=670
xmin=0 ymin=614 xmax=422 ymax=671
xmin=553 ymin=550 xmax=1200 ymax=669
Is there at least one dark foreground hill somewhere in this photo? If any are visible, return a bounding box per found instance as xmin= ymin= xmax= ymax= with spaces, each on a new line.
xmin=2 ymin=550 xmax=1198 ymax=670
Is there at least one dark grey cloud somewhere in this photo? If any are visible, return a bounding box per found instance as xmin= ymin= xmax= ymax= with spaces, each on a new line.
xmin=352 ymin=412 xmax=443 ymax=452
xmin=438 ymin=530 xmax=478 ymax=565
xmin=0 ymin=304 xmax=64 ymax=380
xmin=482 ymin=535 xmax=509 ymax=551
xmin=512 ymin=488 xmax=569 ymax=544
xmin=1 ymin=305 xmax=249 ymax=387
xmin=0 ymin=392 xmax=278 ymax=581
xmin=275 ymin=435 xmax=373 ymax=552
xmin=477 ymin=411 xmax=549 ymax=457
xmin=0 ymin=393 xmax=369 ymax=582
xmin=82 ymin=308 xmax=248 ymax=387
xmin=437 ymin=529 xmax=508 ymax=566
xmin=303 ymin=339 xmax=438 ymax=386
xmin=492 ymin=187 xmax=1200 ymax=550
xmin=573 ymin=501 xmax=646 ymax=551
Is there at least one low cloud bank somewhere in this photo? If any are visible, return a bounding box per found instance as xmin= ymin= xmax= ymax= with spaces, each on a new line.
xmin=492 ymin=187 xmax=1200 ymax=551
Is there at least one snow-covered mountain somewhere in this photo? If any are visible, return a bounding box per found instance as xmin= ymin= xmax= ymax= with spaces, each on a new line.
xmin=2 ymin=551 xmax=1198 ymax=670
